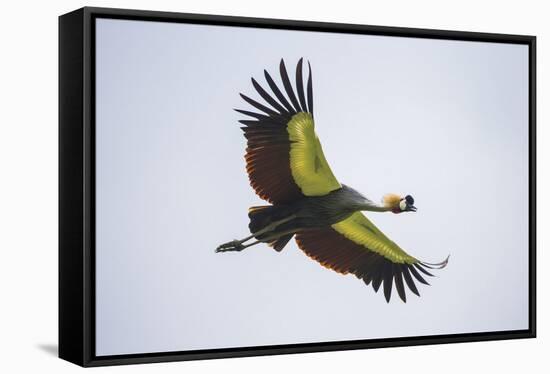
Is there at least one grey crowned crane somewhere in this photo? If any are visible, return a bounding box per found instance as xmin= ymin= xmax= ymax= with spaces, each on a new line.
xmin=217 ymin=58 xmax=449 ymax=303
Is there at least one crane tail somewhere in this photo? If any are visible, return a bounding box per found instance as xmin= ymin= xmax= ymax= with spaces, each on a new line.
xmin=248 ymin=205 xmax=277 ymax=233
xmin=248 ymin=205 xmax=298 ymax=251
xmin=269 ymin=234 xmax=294 ymax=252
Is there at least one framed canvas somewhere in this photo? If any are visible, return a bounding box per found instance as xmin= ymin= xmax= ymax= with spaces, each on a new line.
xmin=59 ymin=7 xmax=536 ymax=367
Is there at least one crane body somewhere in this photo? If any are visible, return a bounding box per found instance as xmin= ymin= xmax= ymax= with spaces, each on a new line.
xmin=218 ymin=184 xmax=401 ymax=252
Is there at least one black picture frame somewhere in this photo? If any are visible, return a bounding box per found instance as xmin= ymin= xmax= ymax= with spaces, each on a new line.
xmin=59 ymin=6 xmax=537 ymax=367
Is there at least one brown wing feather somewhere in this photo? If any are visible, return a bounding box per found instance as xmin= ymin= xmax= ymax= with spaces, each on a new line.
xmin=241 ymin=114 xmax=302 ymax=204
xmin=295 ymin=227 xmax=437 ymax=303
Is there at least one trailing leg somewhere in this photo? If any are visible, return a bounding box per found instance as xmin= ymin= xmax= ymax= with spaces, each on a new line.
xmin=215 ymin=206 xmax=298 ymax=253
xmin=215 ymin=239 xmax=262 ymax=253
xmin=215 ymin=227 xmax=297 ymax=253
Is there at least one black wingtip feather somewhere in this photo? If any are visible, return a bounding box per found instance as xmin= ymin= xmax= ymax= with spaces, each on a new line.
xmin=263 ymin=69 xmax=295 ymax=114
xmin=402 ymin=266 xmax=420 ymax=297
xmin=234 ymin=108 xmax=269 ymax=120
xmin=415 ymin=263 xmax=435 ymax=277
xmin=306 ymin=61 xmax=314 ymax=115
xmin=279 ymin=59 xmax=302 ymax=113
xmin=421 ymin=254 xmax=451 ymax=269
xmin=383 ymin=264 xmax=393 ymax=303
xmin=239 ymin=93 xmax=279 ymax=116
xmin=409 ymin=265 xmax=430 ymax=285
xmin=394 ymin=266 xmax=407 ymax=303
xmin=250 ymin=77 xmax=288 ymax=115
xmin=372 ymin=275 xmax=382 ymax=293
xmin=295 ymin=58 xmax=308 ymax=113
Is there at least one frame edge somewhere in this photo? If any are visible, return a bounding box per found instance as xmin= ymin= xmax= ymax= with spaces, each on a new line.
xmin=82 ymin=6 xmax=535 ymax=43
xmin=528 ymin=36 xmax=536 ymax=338
xmin=59 ymin=7 xmax=87 ymax=367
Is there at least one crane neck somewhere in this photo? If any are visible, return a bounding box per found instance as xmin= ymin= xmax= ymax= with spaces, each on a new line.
xmin=357 ymin=199 xmax=393 ymax=212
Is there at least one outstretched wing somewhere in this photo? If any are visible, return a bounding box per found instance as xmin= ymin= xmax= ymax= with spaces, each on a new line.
xmin=236 ymin=58 xmax=341 ymax=204
xmin=295 ymin=212 xmax=449 ymax=303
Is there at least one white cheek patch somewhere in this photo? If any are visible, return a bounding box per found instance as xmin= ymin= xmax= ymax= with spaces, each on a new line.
xmin=399 ymin=200 xmax=407 ymax=211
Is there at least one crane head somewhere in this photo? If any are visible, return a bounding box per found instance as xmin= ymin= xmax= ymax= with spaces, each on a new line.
xmin=397 ymin=195 xmax=417 ymax=213
xmin=384 ymin=194 xmax=417 ymax=213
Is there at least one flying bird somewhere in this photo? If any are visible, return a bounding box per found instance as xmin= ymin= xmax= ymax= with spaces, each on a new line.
xmin=216 ymin=58 xmax=449 ymax=303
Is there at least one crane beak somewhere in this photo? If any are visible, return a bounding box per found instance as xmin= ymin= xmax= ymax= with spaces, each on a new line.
xmin=408 ymin=205 xmax=417 ymax=212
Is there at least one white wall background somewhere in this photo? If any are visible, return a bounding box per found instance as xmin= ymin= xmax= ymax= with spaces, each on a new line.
xmin=0 ymin=0 xmax=546 ymax=373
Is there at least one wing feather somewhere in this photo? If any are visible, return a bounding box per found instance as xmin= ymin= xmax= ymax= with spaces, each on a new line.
xmin=239 ymin=93 xmax=280 ymax=116
xmin=414 ymin=263 xmax=435 ymax=277
xmin=263 ymin=70 xmax=295 ymax=113
xmin=296 ymin=58 xmax=308 ymax=112
xmin=306 ymin=61 xmax=314 ymax=115
xmin=394 ymin=267 xmax=407 ymax=303
xmin=409 ymin=265 xmax=430 ymax=285
xmin=279 ymin=59 xmax=302 ymax=112
xmin=234 ymin=109 xmax=269 ymax=120
xmin=383 ymin=263 xmax=393 ymax=303
xmin=402 ymin=267 xmax=420 ymax=297
xmin=251 ymin=77 xmax=288 ymax=114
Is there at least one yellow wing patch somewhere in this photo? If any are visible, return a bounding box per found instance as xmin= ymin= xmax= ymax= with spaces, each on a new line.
xmin=287 ymin=113 xmax=341 ymax=196
xmin=331 ymin=212 xmax=418 ymax=264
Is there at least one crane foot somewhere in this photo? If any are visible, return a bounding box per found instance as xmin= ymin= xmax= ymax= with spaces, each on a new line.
xmin=215 ymin=240 xmax=245 ymax=253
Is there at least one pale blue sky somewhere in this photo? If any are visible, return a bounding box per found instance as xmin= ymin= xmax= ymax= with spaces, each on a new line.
xmin=95 ymin=18 xmax=529 ymax=356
